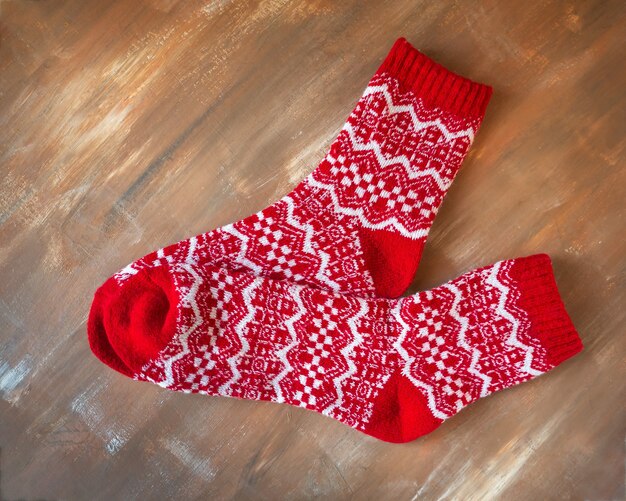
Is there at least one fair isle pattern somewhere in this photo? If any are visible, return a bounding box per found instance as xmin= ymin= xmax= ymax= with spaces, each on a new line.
xmin=322 ymin=298 xmax=368 ymax=417
xmin=113 ymin=194 xmax=375 ymax=297
xmin=87 ymin=40 xmax=586 ymax=442
xmin=391 ymin=293 xmax=449 ymax=420
xmin=394 ymin=260 xmax=550 ymax=419
xmin=308 ymin=73 xmax=481 ymax=239
xmin=136 ymin=263 xmax=394 ymax=428
xmin=361 ymin=82 xmax=476 ymax=142
xmin=217 ymin=277 xmax=262 ymax=395
xmin=269 ymin=283 xmax=306 ymax=403
xmin=443 ymin=282 xmax=493 ymax=397
xmin=486 ymin=262 xmax=545 ymax=376
xmin=209 ymin=191 xmax=372 ymax=296
xmin=136 ymin=258 xmax=558 ymax=431
xmin=113 ymin=71 xmax=482 ymax=298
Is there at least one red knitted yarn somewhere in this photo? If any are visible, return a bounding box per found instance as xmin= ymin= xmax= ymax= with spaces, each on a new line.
xmin=93 ymin=37 xmax=491 ymax=315
xmin=379 ymin=37 xmax=492 ymax=119
xmin=88 ymin=254 xmax=582 ymax=443
xmin=87 ymin=38 xmax=582 ymax=443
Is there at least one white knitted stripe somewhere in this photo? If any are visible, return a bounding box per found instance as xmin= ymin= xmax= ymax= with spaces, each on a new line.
xmin=391 ymin=300 xmax=449 ymax=420
xmin=218 ymin=277 xmax=262 ymax=395
xmin=362 ymin=82 xmax=476 ymax=142
xmin=486 ymin=261 xmax=542 ymax=377
xmin=322 ymin=299 xmax=369 ymax=417
xmin=270 ymin=285 xmax=306 ymax=403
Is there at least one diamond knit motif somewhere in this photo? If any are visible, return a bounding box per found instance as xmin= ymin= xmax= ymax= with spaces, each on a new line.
xmin=131 ymin=255 xmax=582 ymax=442
xmin=394 ymin=260 xmax=556 ymax=420
xmin=87 ymin=39 xmax=582 ymax=444
xmin=111 ymin=43 xmax=491 ymax=301
xmin=309 ymin=74 xmax=481 ymax=239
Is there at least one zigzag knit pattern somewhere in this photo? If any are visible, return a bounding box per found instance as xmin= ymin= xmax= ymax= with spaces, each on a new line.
xmin=111 ymin=38 xmax=492 ymax=301
xmin=87 ymin=38 xmax=583 ymax=443
xmin=91 ymin=254 xmax=582 ymax=443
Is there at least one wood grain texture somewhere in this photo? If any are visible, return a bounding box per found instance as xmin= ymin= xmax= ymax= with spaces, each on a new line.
xmin=1 ymin=1 xmax=624 ymax=499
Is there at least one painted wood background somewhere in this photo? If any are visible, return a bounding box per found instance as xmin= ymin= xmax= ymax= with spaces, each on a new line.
xmin=1 ymin=1 xmax=624 ymax=499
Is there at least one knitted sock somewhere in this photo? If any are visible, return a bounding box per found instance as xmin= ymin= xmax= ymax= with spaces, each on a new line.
xmin=112 ymin=37 xmax=492 ymax=303
xmin=88 ymin=253 xmax=582 ymax=443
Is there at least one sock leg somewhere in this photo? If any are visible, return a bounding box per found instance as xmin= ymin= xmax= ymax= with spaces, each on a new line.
xmin=367 ymin=254 xmax=583 ymax=441
xmin=101 ymin=38 xmax=492 ymax=297
xmin=312 ymin=37 xmax=492 ymax=296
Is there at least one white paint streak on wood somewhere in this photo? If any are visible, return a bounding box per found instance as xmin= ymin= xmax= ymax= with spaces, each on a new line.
xmin=0 ymin=357 xmax=32 ymax=404
xmin=162 ymin=436 xmax=217 ymax=482
xmin=70 ymin=382 xmax=132 ymax=455
xmin=284 ymin=135 xmax=331 ymax=186
xmin=437 ymin=413 xmax=565 ymax=500
xmin=200 ymin=0 xmax=231 ymax=19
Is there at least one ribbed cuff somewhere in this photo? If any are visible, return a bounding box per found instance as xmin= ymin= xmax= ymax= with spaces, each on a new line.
xmin=377 ymin=37 xmax=493 ymax=120
xmin=509 ymin=254 xmax=584 ymax=368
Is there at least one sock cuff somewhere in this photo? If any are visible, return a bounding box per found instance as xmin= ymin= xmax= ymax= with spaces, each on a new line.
xmin=509 ymin=254 xmax=584 ymax=368
xmin=377 ymin=37 xmax=493 ymax=120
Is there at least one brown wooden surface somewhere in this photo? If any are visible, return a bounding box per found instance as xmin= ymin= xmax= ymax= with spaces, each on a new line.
xmin=1 ymin=1 xmax=624 ymax=499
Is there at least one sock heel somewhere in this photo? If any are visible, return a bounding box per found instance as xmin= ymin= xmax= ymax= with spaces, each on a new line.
xmin=358 ymin=227 xmax=424 ymax=298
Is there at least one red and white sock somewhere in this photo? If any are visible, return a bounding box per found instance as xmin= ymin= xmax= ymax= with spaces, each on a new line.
xmin=114 ymin=38 xmax=492 ymax=302
xmin=88 ymin=253 xmax=582 ymax=443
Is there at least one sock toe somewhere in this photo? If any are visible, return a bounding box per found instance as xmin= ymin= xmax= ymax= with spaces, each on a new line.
xmin=87 ymin=265 xmax=179 ymax=377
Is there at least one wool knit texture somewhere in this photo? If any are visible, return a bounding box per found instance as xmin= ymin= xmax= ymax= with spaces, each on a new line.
xmin=100 ymin=37 xmax=492 ymax=306
xmin=87 ymin=38 xmax=583 ymax=443
xmin=90 ymin=253 xmax=582 ymax=443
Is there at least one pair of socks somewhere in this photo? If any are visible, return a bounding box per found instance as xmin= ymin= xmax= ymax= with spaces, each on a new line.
xmin=88 ymin=38 xmax=583 ymax=443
